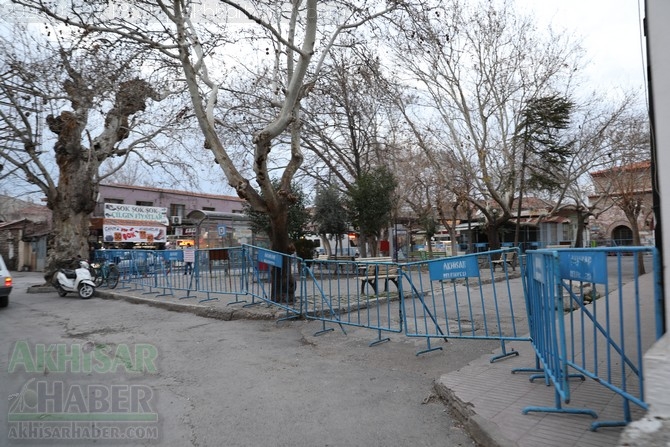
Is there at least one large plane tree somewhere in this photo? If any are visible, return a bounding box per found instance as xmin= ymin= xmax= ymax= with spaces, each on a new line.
xmin=0 ymin=28 xmax=176 ymax=279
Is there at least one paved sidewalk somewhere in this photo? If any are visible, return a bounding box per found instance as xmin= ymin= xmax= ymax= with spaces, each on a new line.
xmin=435 ymin=272 xmax=656 ymax=447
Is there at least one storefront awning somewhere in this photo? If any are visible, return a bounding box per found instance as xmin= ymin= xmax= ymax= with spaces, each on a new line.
xmin=454 ymin=222 xmax=484 ymax=231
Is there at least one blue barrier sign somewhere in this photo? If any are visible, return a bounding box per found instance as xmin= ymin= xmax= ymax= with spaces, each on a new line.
xmin=217 ymin=224 xmax=227 ymax=237
xmin=558 ymin=251 xmax=608 ymax=284
xmin=257 ymin=248 xmax=283 ymax=268
xmin=428 ymin=257 xmax=479 ymax=281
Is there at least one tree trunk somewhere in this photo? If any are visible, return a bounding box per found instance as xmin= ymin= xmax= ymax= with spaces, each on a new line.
xmin=487 ymin=224 xmax=501 ymax=251
xmin=627 ymin=213 xmax=646 ymax=276
xmin=268 ymin=210 xmax=296 ymax=303
xmin=574 ymin=211 xmax=588 ymax=248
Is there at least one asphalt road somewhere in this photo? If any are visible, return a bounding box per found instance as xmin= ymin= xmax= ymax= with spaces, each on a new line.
xmin=0 ymin=272 xmax=497 ymax=447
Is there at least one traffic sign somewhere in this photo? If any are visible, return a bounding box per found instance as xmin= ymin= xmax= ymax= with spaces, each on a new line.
xmin=217 ymin=224 xmax=227 ymax=237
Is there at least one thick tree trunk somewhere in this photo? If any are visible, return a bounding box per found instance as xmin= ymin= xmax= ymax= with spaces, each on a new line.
xmin=268 ymin=210 xmax=296 ymax=304
xmin=487 ymin=224 xmax=501 ymax=251
xmin=574 ymin=211 xmax=588 ymax=248
xmin=45 ymin=172 xmax=98 ymax=282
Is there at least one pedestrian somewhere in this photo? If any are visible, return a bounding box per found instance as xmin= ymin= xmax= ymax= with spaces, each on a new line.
xmin=184 ymin=243 xmax=194 ymax=275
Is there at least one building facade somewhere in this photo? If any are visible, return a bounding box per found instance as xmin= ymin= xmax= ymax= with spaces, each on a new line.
xmin=588 ymin=161 xmax=655 ymax=247
xmin=91 ymin=184 xmax=252 ymax=250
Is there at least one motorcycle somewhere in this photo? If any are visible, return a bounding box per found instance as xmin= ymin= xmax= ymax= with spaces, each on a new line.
xmin=52 ymin=259 xmax=96 ymax=299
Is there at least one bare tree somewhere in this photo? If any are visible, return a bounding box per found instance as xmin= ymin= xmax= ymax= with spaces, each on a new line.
xmin=298 ymin=47 xmax=405 ymax=255
xmin=0 ymin=26 xmax=184 ymax=278
xmin=388 ymin=0 xmax=584 ymax=249
xmin=11 ymin=1 xmax=400 ymax=252
xmin=589 ymin=109 xmax=651 ymax=274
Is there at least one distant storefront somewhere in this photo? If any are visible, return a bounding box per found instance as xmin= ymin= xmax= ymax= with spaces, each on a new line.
xmin=185 ymin=210 xmax=258 ymax=249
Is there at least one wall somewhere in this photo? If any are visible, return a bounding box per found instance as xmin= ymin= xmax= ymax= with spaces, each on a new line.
xmin=640 ymin=0 xmax=670 ymax=421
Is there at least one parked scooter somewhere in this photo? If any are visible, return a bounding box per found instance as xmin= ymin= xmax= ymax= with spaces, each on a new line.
xmin=52 ymin=259 xmax=96 ymax=299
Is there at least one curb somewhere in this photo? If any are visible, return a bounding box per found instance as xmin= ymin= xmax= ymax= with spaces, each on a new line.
xmin=28 ymin=284 xmax=290 ymax=322
xmin=95 ymin=290 xmax=292 ymax=322
xmin=434 ymin=377 xmax=517 ymax=447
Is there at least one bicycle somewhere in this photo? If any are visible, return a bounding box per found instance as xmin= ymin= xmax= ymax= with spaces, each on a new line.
xmin=90 ymin=258 xmax=120 ymax=289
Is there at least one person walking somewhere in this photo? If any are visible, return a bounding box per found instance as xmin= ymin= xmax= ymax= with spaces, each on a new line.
xmin=184 ymin=243 xmax=194 ymax=275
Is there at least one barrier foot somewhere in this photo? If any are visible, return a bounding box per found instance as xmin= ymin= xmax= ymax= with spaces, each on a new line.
xmin=179 ymin=294 xmax=195 ymax=300
xmin=522 ymin=405 xmax=598 ymax=419
xmin=523 ymin=389 xmax=598 ymax=418
xmin=227 ymin=297 xmax=248 ymax=306
xmin=277 ymin=314 xmax=300 ymax=323
xmin=313 ymin=320 xmax=346 ymax=337
xmin=416 ymin=339 xmax=443 ymax=356
xmin=369 ymin=331 xmax=390 ymax=347
xmin=512 ymin=367 xmax=543 ymax=374
xmin=314 ymin=327 xmax=335 ymax=336
xmin=590 ymin=420 xmax=628 ymax=431
xmin=490 ymin=345 xmax=519 ymax=363
xmin=199 ymin=296 xmax=219 ymax=303
xmin=529 ymin=372 xmax=585 ymax=383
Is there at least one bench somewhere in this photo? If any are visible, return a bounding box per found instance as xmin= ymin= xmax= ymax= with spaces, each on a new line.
xmin=308 ymin=254 xmax=354 ymax=273
xmin=491 ymin=251 xmax=518 ymax=272
xmin=356 ymin=257 xmax=399 ymax=294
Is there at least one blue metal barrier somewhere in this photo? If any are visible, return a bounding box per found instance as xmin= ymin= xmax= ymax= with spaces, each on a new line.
xmin=302 ymin=256 xmax=403 ymax=345
xmin=190 ymin=248 xmax=249 ymax=304
xmin=401 ymin=248 xmax=530 ymax=357
xmin=243 ymin=245 xmax=303 ymax=321
xmin=94 ymin=243 xmax=663 ymax=434
xmin=521 ymin=246 xmax=662 ymax=431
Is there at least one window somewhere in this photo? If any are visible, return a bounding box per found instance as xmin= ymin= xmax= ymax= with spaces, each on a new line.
xmin=105 ymin=198 xmax=123 ymax=204
xmin=136 ymin=201 xmax=153 ymax=207
xmin=202 ymin=206 xmax=215 ymax=211
xmin=170 ymin=204 xmax=186 ymax=218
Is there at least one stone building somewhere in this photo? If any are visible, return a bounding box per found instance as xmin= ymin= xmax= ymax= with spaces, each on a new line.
xmin=588 ymin=160 xmax=655 ymax=246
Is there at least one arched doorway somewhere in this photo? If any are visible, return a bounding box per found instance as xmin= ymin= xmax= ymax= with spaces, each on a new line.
xmin=612 ymin=225 xmax=633 ymax=246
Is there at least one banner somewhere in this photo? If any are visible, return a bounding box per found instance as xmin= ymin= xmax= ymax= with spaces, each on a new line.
xmin=103 ymin=224 xmax=166 ymax=244
xmin=103 ymin=203 xmax=169 ymax=226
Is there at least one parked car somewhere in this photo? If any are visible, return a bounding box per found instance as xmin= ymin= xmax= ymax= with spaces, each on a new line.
xmin=0 ymin=254 xmax=12 ymax=308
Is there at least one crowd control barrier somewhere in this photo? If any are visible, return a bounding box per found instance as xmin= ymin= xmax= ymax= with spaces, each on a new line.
xmin=93 ymin=243 xmax=664 ymax=433
xmin=521 ymin=246 xmax=662 ymax=431
xmin=401 ymin=248 xmax=530 ymax=357
xmin=243 ymin=245 xmax=303 ymax=321
xmin=302 ymin=256 xmax=403 ymax=346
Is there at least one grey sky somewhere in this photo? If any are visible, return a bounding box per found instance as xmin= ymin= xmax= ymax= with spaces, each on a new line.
xmin=517 ymin=0 xmax=647 ymax=93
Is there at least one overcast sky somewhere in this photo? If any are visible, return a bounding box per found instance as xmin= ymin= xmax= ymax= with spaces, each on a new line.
xmin=517 ymin=0 xmax=647 ymax=94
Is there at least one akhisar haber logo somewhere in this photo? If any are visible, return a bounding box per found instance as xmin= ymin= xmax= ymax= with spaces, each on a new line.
xmin=8 ymin=378 xmax=158 ymax=422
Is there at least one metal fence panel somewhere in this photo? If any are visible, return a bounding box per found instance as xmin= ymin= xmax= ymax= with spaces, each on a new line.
xmin=243 ymin=245 xmax=303 ymax=320
xmin=521 ymin=247 xmax=662 ymax=430
xmin=302 ymin=257 xmax=403 ymax=345
xmin=401 ymin=248 xmax=530 ymax=357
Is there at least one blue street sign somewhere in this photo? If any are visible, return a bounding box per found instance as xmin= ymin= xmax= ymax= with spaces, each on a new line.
xmin=217 ymin=224 xmax=227 ymax=237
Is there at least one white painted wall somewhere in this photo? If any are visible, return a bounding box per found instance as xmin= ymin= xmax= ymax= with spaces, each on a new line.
xmin=643 ymin=0 xmax=670 ymax=419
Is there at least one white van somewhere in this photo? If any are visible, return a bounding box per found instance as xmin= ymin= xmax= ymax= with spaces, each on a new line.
xmin=0 ymin=254 xmax=12 ymax=308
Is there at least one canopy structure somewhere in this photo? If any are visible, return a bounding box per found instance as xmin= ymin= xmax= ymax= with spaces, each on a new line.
xmin=185 ymin=210 xmax=254 ymax=248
